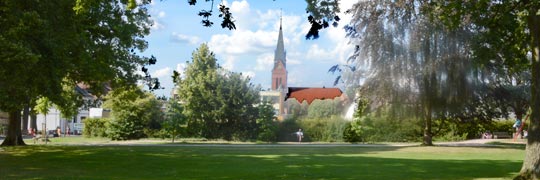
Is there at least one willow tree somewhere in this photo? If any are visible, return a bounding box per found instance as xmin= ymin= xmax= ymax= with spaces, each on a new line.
xmin=431 ymin=1 xmax=540 ymax=178
xmin=0 ymin=0 xmax=153 ymax=146
xmin=338 ymin=1 xmax=477 ymax=145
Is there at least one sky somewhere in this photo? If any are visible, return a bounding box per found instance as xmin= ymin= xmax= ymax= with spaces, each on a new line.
xmin=141 ymin=0 xmax=356 ymax=97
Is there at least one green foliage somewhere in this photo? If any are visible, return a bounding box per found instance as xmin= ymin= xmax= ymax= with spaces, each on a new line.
xmin=103 ymin=87 xmax=163 ymax=140
xmin=307 ymin=99 xmax=343 ymax=119
xmin=286 ymin=100 xmax=309 ymax=118
xmin=35 ymin=97 xmax=53 ymax=115
xmin=490 ymin=120 xmax=515 ymax=133
xmin=83 ymin=118 xmax=109 ymax=138
xmin=343 ymin=119 xmax=364 ymax=142
xmin=337 ymin=1 xmax=481 ymax=145
xmin=177 ymin=44 xmax=260 ymax=141
xmin=277 ymin=118 xmax=302 ymax=142
xmin=298 ymin=116 xmax=348 ymax=142
xmin=0 ymin=0 xmax=152 ymax=145
xmin=256 ymin=101 xmax=278 ymax=142
xmin=55 ymin=80 xmax=84 ymax=120
xmin=107 ymin=114 xmax=145 ymax=141
xmin=432 ymin=120 xmax=468 ymax=142
xmin=163 ymin=100 xmax=187 ymax=142
xmin=344 ymin=110 xmax=422 ymax=143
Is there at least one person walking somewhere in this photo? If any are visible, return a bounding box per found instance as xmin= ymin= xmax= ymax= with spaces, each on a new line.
xmin=296 ymin=129 xmax=304 ymax=143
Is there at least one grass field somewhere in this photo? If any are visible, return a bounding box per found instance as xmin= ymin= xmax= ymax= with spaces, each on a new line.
xmin=0 ymin=137 xmax=526 ymax=180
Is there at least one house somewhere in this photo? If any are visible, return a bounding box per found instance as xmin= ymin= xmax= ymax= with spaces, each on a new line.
xmin=0 ymin=111 xmax=8 ymax=136
xmin=31 ymin=83 xmax=109 ymax=134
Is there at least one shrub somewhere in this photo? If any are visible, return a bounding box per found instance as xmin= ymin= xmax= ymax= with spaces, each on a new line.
xmin=490 ymin=119 xmax=514 ymax=133
xmin=277 ymin=118 xmax=302 ymax=142
xmin=343 ymin=114 xmax=422 ymax=143
xmin=83 ymin=118 xmax=109 ymax=138
xmin=107 ymin=110 xmax=146 ymax=140
xmin=298 ymin=116 xmax=348 ymax=142
xmin=256 ymin=101 xmax=279 ymax=142
xmin=343 ymin=119 xmax=364 ymax=142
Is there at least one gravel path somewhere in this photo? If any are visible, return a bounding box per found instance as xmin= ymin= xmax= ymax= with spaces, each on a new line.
xmin=0 ymin=136 xmax=527 ymax=147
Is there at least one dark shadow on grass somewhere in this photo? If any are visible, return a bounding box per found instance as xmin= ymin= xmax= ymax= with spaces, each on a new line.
xmin=436 ymin=142 xmax=526 ymax=150
xmin=485 ymin=142 xmax=527 ymax=149
xmin=0 ymin=145 xmax=522 ymax=180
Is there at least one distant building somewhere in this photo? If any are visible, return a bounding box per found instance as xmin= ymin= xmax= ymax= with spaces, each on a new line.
xmin=0 ymin=111 xmax=8 ymax=135
xmin=260 ymin=17 xmax=343 ymax=120
xmin=31 ymin=83 xmax=109 ymax=134
xmin=260 ymin=17 xmax=289 ymax=120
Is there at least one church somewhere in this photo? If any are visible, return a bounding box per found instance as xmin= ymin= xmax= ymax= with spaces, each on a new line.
xmin=260 ymin=18 xmax=343 ymax=120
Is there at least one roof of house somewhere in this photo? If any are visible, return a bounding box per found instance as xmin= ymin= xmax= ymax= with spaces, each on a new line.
xmin=285 ymin=87 xmax=343 ymax=104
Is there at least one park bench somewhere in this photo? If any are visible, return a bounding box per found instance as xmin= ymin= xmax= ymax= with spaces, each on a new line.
xmin=493 ymin=131 xmax=512 ymax=139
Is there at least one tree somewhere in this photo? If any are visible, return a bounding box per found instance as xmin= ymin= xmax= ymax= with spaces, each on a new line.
xmin=103 ymin=86 xmax=162 ymax=140
xmin=256 ymin=101 xmax=278 ymax=142
xmin=431 ymin=1 xmax=540 ymax=178
xmin=215 ymin=71 xmax=260 ymax=140
xmin=35 ymin=97 xmax=53 ymax=144
xmin=0 ymin=0 xmax=153 ymax=146
xmin=307 ymin=99 xmax=342 ymax=119
xmin=176 ymin=43 xmax=260 ymax=140
xmin=334 ymin=1 xmax=478 ymax=145
xmin=176 ymin=44 xmax=221 ymax=138
xmin=164 ymin=99 xmax=187 ymax=143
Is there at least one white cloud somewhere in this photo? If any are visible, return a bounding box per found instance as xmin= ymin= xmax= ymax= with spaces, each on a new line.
xmin=209 ymin=30 xmax=275 ymax=55
xmin=242 ymin=71 xmax=256 ymax=79
xmin=171 ymin=32 xmax=201 ymax=45
xmin=208 ymin=0 xmax=309 ymax=76
xmin=158 ymin=11 xmax=166 ymax=18
xmin=151 ymin=20 xmax=165 ymax=30
xmin=221 ymin=56 xmax=236 ymax=71
xmin=322 ymin=0 xmax=355 ymax=64
xmin=149 ymin=9 xmax=166 ymax=30
xmin=176 ymin=63 xmax=186 ymax=74
xmin=255 ymin=53 xmax=274 ymax=71
xmin=152 ymin=67 xmax=171 ymax=78
xmin=306 ymin=44 xmax=333 ymax=61
xmin=175 ymin=63 xmax=187 ymax=79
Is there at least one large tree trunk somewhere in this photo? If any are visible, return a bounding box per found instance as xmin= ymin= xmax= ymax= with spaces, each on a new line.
xmin=22 ymin=105 xmax=29 ymax=134
xmin=422 ymin=33 xmax=435 ymax=146
xmin=30 ymin=113 xmax=37 ymax=131
xmin=1 ymin=110 xmax=26 ymax=146
xmin=423 ymin=103 xmax=433 ymax=145
xmin=517 ymin=8 xmax=540 ymax=180
xmin=422 ymin=72 xmax=434 ymax=146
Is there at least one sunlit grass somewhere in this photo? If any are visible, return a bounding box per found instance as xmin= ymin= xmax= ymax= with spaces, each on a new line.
xmin=0 ymin=140 xmax=524 ymax=180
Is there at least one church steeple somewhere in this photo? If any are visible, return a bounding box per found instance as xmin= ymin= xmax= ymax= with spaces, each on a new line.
xmin=274 ymin=15 xmax=286 ymax=68
xmin=271 ymin=14 xmax=287 ymax=91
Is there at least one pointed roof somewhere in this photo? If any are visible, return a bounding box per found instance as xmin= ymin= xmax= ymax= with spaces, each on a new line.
xmin=274 ymin=17 xmax=286 ymax=67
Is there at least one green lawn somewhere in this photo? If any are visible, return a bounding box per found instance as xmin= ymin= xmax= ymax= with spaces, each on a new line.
xmin=0 ymin=139 xmax=525 ymax=180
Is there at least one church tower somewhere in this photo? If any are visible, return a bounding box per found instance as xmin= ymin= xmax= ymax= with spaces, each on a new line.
xmin=271 ymin=17 xmax=287 ymax=91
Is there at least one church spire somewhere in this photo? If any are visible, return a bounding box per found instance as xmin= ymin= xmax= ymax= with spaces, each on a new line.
xmin=274 ymin=11 xmax=286 ymax=67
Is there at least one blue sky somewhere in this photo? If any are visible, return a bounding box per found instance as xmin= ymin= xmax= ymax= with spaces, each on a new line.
xmin=141 ymin=0 xmax=355 ymax=97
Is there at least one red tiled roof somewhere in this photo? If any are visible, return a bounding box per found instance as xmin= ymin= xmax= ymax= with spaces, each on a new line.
xmin=286 ymin=87 xmax=343 ymax=104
